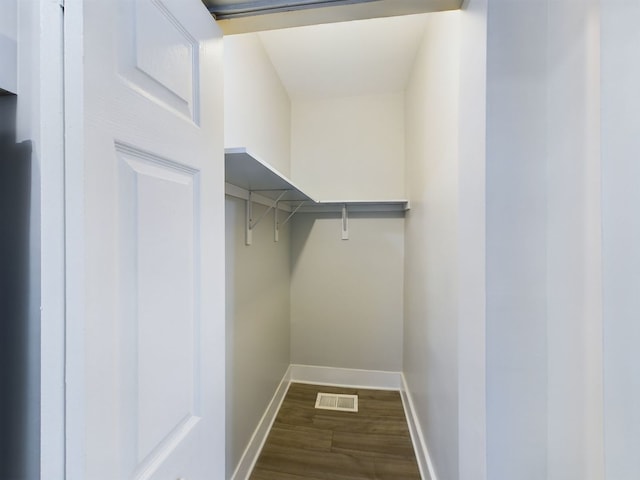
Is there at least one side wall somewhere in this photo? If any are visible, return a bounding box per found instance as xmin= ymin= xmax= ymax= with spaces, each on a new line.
xmin=224 ymin=34 xmax=291 ymax=175
xmin=601 ymin=2 xmax=640 ymax=478
xmin=224 ymin=34 xmax=293 ymax=478
xmin=546 ymin=2 xmax=603 ymax=479
xmin=457 ymin=1 xmax=487 ymax=479
xmin=485 ymin=3 xmax=548 ymax=478
xmin=403 ymin=11 xmax=461 ymax=480
xmin=484 ymin=1 xmax=604 ymax=479
xmin=225 ymin=198 xmax=291 ymax=478
xmin=422 ymin=2 xmax=606 ymax=478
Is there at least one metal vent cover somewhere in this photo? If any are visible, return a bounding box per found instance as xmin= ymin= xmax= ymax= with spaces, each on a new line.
xmin=315 ymin=392 xmax=358 ymax=412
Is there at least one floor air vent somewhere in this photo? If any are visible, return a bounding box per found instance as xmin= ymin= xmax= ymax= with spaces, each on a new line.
xmin=315 ymin=393 xmax=358 ymax=412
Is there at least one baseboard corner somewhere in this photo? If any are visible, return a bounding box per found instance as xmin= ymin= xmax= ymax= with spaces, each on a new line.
xmin=230 ymin=366 xmax=291 ymax=480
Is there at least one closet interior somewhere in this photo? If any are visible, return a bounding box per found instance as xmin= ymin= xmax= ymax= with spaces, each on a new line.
xmin=224 ymin=10 xmax=460 ymax=479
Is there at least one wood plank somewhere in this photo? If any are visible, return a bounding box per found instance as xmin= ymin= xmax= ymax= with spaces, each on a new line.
xmin=256 ymin=445 xmax=375 ymax=480
xmin=372 ymin=457 xmax=422 ymax=480
xmin=331 ymin=431 xmax=416 ymax=460
xmin=249 ymin=383 xmax=421 ymax=480
xmin=264 ymin=424 xmax=333 ymax=453
xmin=250 ymin=467 xmax=327 ymax=480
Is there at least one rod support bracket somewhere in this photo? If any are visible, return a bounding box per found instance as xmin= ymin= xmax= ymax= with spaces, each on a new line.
xmin=341 ymin=204 xmax=349 ymax=240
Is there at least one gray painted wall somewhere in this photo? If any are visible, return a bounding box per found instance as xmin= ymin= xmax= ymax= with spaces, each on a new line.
xmin=403 ymin=12 xmax=460 ymax=480
xmin=289 ymin=91 xmax=405 ymax=374
xmin=224 ymin=34 xmax=291 ymax=175
xmin=546 ymin=2 xmax=603 ymax=479
xmin=225 ymin=197 xmax=291 ymax=478
xmin=290 ymin=93 xmax=405 ymax=201
xmin=290 ymin=213 xmax=404 ymax=372
xmin=601 ymin=2 xmax=640 ymax=478
xmin=405 ymin=5 xmax=606 ymax=479
xmin=485 ymin=4 xmax=549 ymax=479
xmin=224 ymin=32 xmax=293 ymax=479
xmin=457 ymin=1 xmax=488 ymax=479
xmin=485 ymin=2 xmax=606 ymax=479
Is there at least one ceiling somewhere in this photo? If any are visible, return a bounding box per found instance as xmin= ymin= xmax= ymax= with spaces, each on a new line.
xmin=202 ymin=0 xmax=462 ymax=34
xmin=257 ymin=13 xmax=431 ymax=99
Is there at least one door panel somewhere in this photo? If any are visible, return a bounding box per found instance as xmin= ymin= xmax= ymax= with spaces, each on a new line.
xmin=118 ymin=0 xmax=201 ymax=122
xmin=118 ymin=145 xmax=201 ymax=474
xmin=65 ymin=1 xmax=225 ymax=479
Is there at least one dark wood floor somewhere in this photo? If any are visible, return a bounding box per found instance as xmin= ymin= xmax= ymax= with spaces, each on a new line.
xmin=249 ymin=383 xmax=422 ymax=480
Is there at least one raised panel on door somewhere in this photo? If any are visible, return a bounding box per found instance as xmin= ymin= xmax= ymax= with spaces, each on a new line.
xmin=117 ymin=145 xmax=203 ymax=478
xmin=64 ymin=1 xmax=225 ymax=479
xmin=118 ymin=0 xmax=201 ymax=123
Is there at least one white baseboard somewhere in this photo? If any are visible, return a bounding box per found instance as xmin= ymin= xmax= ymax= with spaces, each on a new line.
xmin=289 ymin=364 xmax=402 ymax=390
xmin=400 ymin=373 xmax=437 ymax=480
xmin=230 ymin=367 xmax=291 ymax=480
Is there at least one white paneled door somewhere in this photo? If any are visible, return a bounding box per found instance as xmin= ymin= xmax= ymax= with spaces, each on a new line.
xmin=64 ymin=1 xmax=225 ymax=479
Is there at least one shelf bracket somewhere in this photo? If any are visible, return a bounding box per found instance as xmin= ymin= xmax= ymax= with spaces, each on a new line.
xmin=275 ymin=203 xmax=279 ymax=242
xmin=246 ymin=192 xmax=253 ymax=245
xmin=341 ymin=204 xmax=349 ymax=240
xmin=274 ymin=200 xmax=306 ymax=242
xmin=282 ymin=201 xmax=306 ymax=227
xmin=246 ymin=190 xmax=287 ymax=246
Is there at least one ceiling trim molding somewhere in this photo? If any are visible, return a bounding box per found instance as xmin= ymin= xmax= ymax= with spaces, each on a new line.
xmin=207 ymin=0 xmax=463 ymax=34
xmin=207 ymin=0 xmax=377 ymax=20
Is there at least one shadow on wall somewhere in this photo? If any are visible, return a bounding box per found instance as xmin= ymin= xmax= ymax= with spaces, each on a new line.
xmin=0 ymin=94 xmax=34 ymax=480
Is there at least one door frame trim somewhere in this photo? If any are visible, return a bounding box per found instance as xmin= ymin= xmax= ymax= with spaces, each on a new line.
xmin=62 ymin=1 xmax=86 ymax=478
xmin=16 ymin=1 xmax=67 ymax=479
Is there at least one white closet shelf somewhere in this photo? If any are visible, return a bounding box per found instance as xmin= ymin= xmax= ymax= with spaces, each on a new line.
xmin=225 ymin=147 xmax=316 ymax=203
xmin=225 ymin=147 xmax=410 ymax=213
xmin=225 ymin=147 xmax=409 ymax=245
